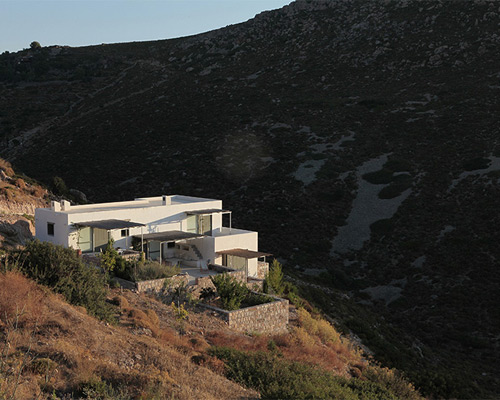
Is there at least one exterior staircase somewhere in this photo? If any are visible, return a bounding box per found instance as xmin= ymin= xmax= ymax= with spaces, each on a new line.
xmin=190 ymin=244 xmax=207 ymax=270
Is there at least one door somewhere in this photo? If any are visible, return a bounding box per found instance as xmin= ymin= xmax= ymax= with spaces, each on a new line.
xmin=94 ymin=228 xmax=109 ymax=252
xmin=198 ymin=214 xmax=212 ymax=235
xmin=78 ymin=227 xmax=92 ymax=253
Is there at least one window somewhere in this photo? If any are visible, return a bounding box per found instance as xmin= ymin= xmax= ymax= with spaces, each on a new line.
xmin=167 ymin=241 xmax=175 ymax=248
xmin=186 ymin=215 xmax=197 ymax=233
xmin=47 ymin=222 xmax=55 ymax=236
xmin=121 ymin=229 xmax=129 ymax=237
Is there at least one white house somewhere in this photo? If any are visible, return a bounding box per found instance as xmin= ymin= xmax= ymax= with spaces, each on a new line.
xmin=34 ymin=195 xmax=270 ymax=278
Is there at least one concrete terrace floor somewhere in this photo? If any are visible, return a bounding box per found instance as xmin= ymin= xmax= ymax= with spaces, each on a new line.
xmin=179 ymin=265 xmax=218 ymax=285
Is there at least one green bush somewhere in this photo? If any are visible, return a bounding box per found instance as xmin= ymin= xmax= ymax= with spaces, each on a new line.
xmin=242 ymin=292 xmax=274 ymax=308
xmin=384 ymin=159 xmax=412 ymax=172
xmin=80 ymin=377 xmax=132 ymax=399
xmin=210 ymin=346 xmax=402 ymax=400
xmin=20 ymin=240 xmax=114 ymax=322
xmin=52 ymin=176 xmax=69 ymax=196
xmin=113 ymin=258 xmax=180 ymax=282
xmin=378 ymin=179 xmax=412 ymax=199
xmin=100 ymin=239 xmax=118 ymax=272
xmin=264 ymin=259 xmax=284 ymax=295
xmin=362 ymin=169 xmax=394 ymax=184
xmin=370 ymin=219 xmax=394 ymax=236
xmin=211 ymin=273 xmax=249 ymax=310
xmin=462 ymin=157 xmax=490 ymax=171
xmin=132 ymin=260 xmax=180 ymax=281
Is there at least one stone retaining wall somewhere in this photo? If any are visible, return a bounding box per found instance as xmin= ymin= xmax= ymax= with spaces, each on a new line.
xmin=200 ymin=294 xmax=289 ymax=334
xmin=135 ymin=274 xmax=189 ymax=293
xmin=257 ymin=261 xmax=269 ymax=279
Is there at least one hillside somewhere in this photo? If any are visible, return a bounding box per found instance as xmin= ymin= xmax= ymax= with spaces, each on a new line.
xmin=1 ymin=0 xmax=499 ymax=397
xmin=0 ymin=267 xmax=421 ymax=399
xmin=0 ymin=158 xmax=48 ymax=249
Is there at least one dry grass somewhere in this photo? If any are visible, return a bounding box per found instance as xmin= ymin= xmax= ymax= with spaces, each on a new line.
xmin=205 ymin=307 xmax=365 ymax=377
xmin=0 ymin=272 xmax=258 ymax=399
xmin=0 ymin=271 xmax=47 ymax=327
xmin=0 ymin=158 xmax=14 ymax=177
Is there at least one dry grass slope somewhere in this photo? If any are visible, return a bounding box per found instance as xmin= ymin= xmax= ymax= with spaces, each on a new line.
xmin=0 ymin=271 xmax=258 ymax=399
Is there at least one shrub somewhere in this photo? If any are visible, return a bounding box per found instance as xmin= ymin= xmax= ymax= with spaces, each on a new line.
xmin=362 ymin=169 xmax=394 ymax=184
xmin=384 ymin=159 xmax=412 ymax=172
xmin=114 ymin=259 xmax=180 ymax=282
xmin=462 ymin=157 xmax=490 ymax=171
xmin=378 ymin=181 xmax=412 ymax=199
xmin=199 ymin=286 xmax=216 ymax=301
xmin=363 ymin=365 xmax=422 ymax=400
xmin=52 ymin=176 xmax=69 ymax=196
xmin=20 ymin=240 xmax=114 ymax=322
xmin=264 ymin=259 xmax=284 ymax=295
xmin=211 ymin=273 xmax=249 ymax=311
xmin=210 ymin=346 xmax=402 ymax=400
xmin=80 ymin=377 xmax=132 ymax=399
xmin=370 ymin=219 xmax=394 ymax=236
xmin=297 ymin=308 xmax=340 ymax=344
xmin=133 ymin=261 xmax=180 ymax=281
xmin=100 ymin=239 xmax=118 ymax=272
xmin=242 ymin=292 xmax=274 ymax=308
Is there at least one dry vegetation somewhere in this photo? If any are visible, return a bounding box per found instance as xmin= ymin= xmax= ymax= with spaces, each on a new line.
xmin=0 ymin=271 xmax=258 ymax=399
xmin=0 ymin=267 xmax=421 ymax=399
xmin=0 ymin=158 xmax=47 ymax=206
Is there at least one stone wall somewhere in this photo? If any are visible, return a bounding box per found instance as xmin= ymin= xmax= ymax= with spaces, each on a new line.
xmin=135 ymin=274 xmax=189 ymax=293
xmin=200 ymin=295 xmax=289 ymax=334
xmin=257 ymin=261 xmax=269 ymax=279
xmin=247 ymin=278 xmax=264 ymax=291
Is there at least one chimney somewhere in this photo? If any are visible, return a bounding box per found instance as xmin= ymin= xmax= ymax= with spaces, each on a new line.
xmin=51 ymin=201 xmax=61 ymax=212
xmin=162 ymin=195 xmax=171 ymax=206
xmin=61 ymin=200 xmax=71 ymax=211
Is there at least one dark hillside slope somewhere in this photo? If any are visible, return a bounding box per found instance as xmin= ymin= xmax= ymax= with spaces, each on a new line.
xmin=1 ymin=0 xmax=500 ymax=397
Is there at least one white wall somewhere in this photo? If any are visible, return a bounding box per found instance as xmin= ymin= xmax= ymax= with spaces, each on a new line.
xmin=35 ymin=208 xmax=70 ymax=247
xmin=213 ymin=230 xmax=259 ymax=277
xmin=35 ymin=199 xmax=261 ymax=276
xmin=37 ymin=198 xmax=223 ymax=252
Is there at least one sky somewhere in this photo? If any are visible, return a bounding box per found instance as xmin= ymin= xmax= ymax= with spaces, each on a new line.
xmin=0 ymin=0 xmax=292 ymax=53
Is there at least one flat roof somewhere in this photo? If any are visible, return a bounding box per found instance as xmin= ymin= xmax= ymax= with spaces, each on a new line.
xmin=48 ymin=195 xmax=220 ymax=214
xmin=186 ymin=209 xmax=230 ymax=215
xmin=134 ymin=230 xmax=204 ymax=242
xmin=216 ymin=249 xmax=272 ymax=259
xmin=73 ymin=219 xmax=145 ymax=230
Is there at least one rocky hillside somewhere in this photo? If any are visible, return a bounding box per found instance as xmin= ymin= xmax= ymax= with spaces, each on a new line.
xmin=0 ymin=159 xmax=48 ymax=249
xmin=1 ymin=0 xmax=499 ymax=397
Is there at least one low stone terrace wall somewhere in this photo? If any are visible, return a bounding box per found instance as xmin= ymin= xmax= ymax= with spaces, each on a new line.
xmin=117 ymin=274 xmax=189 ymax=293
xmin=200 ymin=294 xmax=289 ymax=334
xmin=257 ymin=261 xmax=269 ymax=279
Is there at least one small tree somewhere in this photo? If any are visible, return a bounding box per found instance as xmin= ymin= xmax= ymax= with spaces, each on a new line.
xmin=211 ymin=273 xmax=248 ymax=311
xmin=30 ymin=41 xmax=41 ymax=49
xmin=264 ymin=259 xmax=284 ymax=295
xmin=52 ymin=176 xmax=68 ymax=196
xmin=100 ymin=239 xmax=118 ymax=273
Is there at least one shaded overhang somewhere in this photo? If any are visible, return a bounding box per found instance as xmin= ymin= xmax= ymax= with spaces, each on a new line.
xmin=134 ymin=230 xmax=203 ymax=242
xmin=73 ymin=219 xmax=146 ymax=230
xmin=216 ymin=248 xmax=272 ymax=259
xmin=186 ymin=209 xmax=231 ymax=215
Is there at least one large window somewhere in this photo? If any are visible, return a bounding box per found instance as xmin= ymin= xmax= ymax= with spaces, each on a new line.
xmin=223 ymin=254 xmax=246 ymax=271
xmin=186 ymin=214 xmax=212 ymax=235
xmin=47 ymin=222 xmax=54 ymax=236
